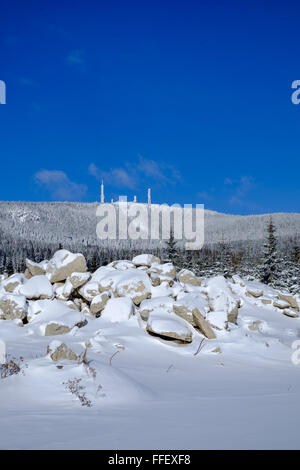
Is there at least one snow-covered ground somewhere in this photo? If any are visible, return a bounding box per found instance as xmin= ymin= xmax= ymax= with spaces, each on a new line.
xmin=0 ymin=251 xmax=300 ymax=449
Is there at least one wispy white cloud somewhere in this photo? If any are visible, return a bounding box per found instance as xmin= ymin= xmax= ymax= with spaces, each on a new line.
xmin=34 ymin=170 xmax=87 ymax=201
xmin=197 ymin=191 xmax=213 ymax=201
xmin=66 ymin=49 xmax=85 ymax=66
xmin=88 ymin=164 xmax=136 ymax=189
xmin=89 ymin=155 xmax=181 ymax=191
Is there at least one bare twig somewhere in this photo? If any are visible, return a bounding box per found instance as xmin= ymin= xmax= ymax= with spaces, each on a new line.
xmin=166 ymin=364 xmax=174 ymax=373
xmin=194 ymin=338 xmax=205 ymax=356
xmin=109 ymin=350 xmax=120 ymax=365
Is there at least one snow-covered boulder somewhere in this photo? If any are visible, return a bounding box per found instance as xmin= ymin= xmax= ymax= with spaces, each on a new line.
xmin=69 ymin=272 xmax=91 ymax=289
xmin=149 ymin=262 xmax=176 ymax=286
xmin=113 ymin=270 xmax=152 ymax=305
xmin=206 ymin=310 xmax=228 ymax=331
xmin=94 ymin=267 xmax=152 ymax=305
xmin=47 ymin=341 xmax=78 ymax=361
xmin=277 ymin=294 xmax=299 ymax=311
xmin=78 ymin=280 xmax=100 ymax=302
xmin=151 ymin=282 xmax=175 ymax=298
xmin=173 ymin=293 xmax=209 ymax=326
xmin=246 ymin=289 xmax=264 ymax=298
xmin=27 ymin=299 xmax=86 ymax=335
xmin=26 ymin=258 xmax=48 ymax=277
xmin=0 ymin=294 xmax=27 ymax=320
xmin=177 ymin=269 xmax=202 ymax=287
xmin=80 ymin=302 xmax=92 ymax=316
xmin=193 ymin=312 xmax=216 ymax=339
xmin=205 ymin=276 xmax=239 ymax=324
xmin=139 ymin=296 xmax=175 ymax=321
xmin=19 ymin=275 xmax=53 ymax=300
xmin=107 ymin=260 xmax=136 ymax=271
xmin=100 ymin=297 xmax=134 ymax=323
xmin=91 ymin=266 xmax=117 ymax=293
xmin=2 ymin=274 xmax=25 ymax=294
xmin=282 ymin=309 xmax=299 ymax=318
xmin=0 ymin=273 xmax=8 ymax=283
xmin=146 ymin=308 xmax=193 ymax=343
xmin=132 ymin=254 xmax=160 ymax=267
xmin=90 ymin=292 xmax=110 ymax=316
xmin=273 ymin=299 xmax=291 ymax=310
xmin=46 ymin=250 xmax=87 ymax=283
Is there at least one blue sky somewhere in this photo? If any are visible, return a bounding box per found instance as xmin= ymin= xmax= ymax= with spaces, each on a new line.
xmin=0 ymin=0 xmax=300 ymax=214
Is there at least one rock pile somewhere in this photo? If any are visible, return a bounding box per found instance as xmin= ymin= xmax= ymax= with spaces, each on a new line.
xmin=0 ymin=249 xmax=299 ymax=347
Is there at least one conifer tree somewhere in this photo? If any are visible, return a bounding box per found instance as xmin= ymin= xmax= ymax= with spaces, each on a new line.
xmin=6 ymin=258 xmax=14 ymax=276
xmin=165 ymin=230 xmax=180 ymax=266
xmin=261 ymin=216 xmax=278 ymax=285
xmin=90 ymin=252 xmax=99 ymax=273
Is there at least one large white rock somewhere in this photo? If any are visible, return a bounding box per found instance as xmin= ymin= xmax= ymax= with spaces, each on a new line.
xmin=78 ymin=280 xmax=100 ymax=302
xmin=146 ymin=308 xmax=193 ymax=343
xmin=132 ymin=254 xmax=160 ymax=267
xmin=139 ymin=296 xmax=175 ymax=321
xmin=47 ymin=340 xmax=78 ymax=361
xmin=2 ymin=274 xmax=25 ymax=294
xmin=277 ymin=294 xmax=299 ymax=311
xmin=27 ymin=299 xmax=86 ymax=335
xmin=177 ymin=269 xmax=202 ymax=286
xmin=205 ymin=276 xmax=239 ymax=324
xmin=173 ymin=293 xmax=209 ymax=326
xmin=100 ymin=297 xmax=134 ymax=323
xmin=0 ymin=294 xmax=27 ymax=320
xmin=149 ymin=262 xmax=176 ymax=286
xmin=46 ymin=250 xmax=87 ymax=283
xmin=107 ymin=260 xmax=136 ymax=271
xmin=90 ymin=292 xmax=110 ymax=315
xmin=26 ymin=258 xmax=49 ymax=277
xmin=94 ymin=267 xmax=152 ymax=305
xmin=69 ymin=272 xmax=91 ymax=289
xmin=19 ymin=275 xmax=53 ymax=300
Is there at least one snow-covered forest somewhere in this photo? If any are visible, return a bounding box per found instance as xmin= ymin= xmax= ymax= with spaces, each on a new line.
xmin=0 ymin=202 xmax=299 ymax=293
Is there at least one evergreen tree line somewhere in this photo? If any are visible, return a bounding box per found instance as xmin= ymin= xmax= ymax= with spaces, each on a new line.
xmin=0 ymin=217 xmax=299 ymax=294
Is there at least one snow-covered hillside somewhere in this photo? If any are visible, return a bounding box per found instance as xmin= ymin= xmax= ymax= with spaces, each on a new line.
xmin=0 ymin=201 xmax=299 ymax=247
xmin=0 ymin=250 xmax=300 ymax=449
